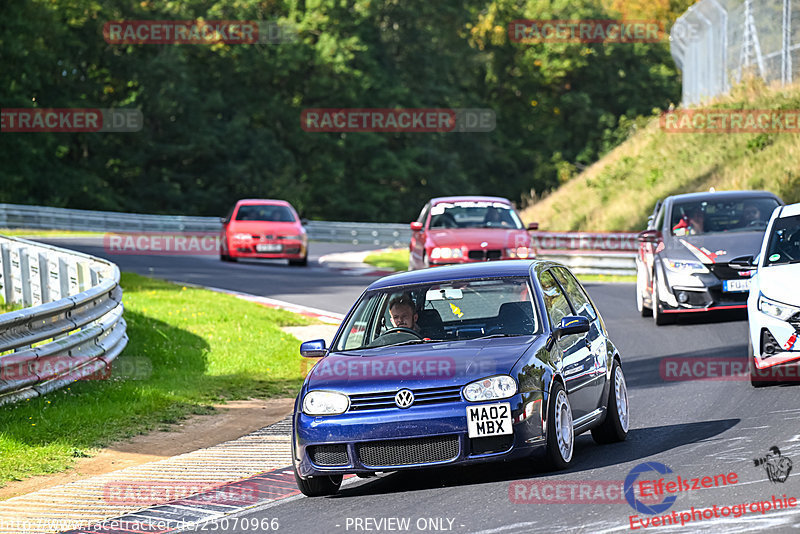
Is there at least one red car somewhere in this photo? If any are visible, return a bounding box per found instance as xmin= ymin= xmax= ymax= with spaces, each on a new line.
xmin=408 ymin=196 xmax=538 ymax=270
xmin=220 ymin=199 xmax=308 ymax=266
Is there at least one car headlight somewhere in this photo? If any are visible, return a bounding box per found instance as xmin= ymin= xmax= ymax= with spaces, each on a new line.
xmin=431 ymin=247 xmax=463 ymax=260
xmin=758 ymin=294 xmax=800 ymax=321
xmin=278 ymin=235 xmax=302 ymax=240
xmin=506 ymin=247 xmax=532 ymax=259
xmin=232 ymin=233 xmax=253 ymax=240
xmin=302 ymin=391 xmax=350 ymax=416
xmin=463 ymin=375 xmax=517 ymax=402
xmin=664 ymin=259 xmax=709 ymax=274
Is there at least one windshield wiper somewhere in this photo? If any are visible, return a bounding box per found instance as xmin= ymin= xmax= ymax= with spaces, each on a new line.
xmin=473 ymin=333 xmax=527 ymax=340
xmin=388 ymin=338 xmax=446 ymax=347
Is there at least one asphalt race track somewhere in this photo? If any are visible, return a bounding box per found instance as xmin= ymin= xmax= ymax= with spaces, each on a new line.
xmin=41 ymin=239 xmax=800 ymax=533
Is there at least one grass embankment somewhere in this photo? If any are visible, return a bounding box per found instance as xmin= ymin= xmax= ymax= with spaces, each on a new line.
xmin=0 ymin=273 xmax=312 ymax=486
xmin=0 ymin=229 xmax=103 ymax=238
xmin=362 ymin=249 xmax=634 ymax=282
xmin=520 ymin=81 xmax=800 ymax=232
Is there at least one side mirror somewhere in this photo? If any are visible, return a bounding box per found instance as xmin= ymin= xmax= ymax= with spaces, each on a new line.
xmin=301 ymin=218 xmax=309 ymax=226
xmin=553 ymin=316 xmax=590 ymax=339
xmin=410 ymin=222 xmax=424 ymax=231
xmin=220 ymin=217 xmax=228 ymax=224
xmin=637 ymin=229 xmax=663 ymax=243
xmin=729 ymin=255 xmax=756 ymax=270
xmin=527 ymin=222 xmax=539 ymax=231
xmin=300 ymin=339 xmax=327 ymax=358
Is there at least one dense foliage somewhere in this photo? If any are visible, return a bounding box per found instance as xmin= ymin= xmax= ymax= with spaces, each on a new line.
xmin=1 ymin=0 xmax=694 ymax=222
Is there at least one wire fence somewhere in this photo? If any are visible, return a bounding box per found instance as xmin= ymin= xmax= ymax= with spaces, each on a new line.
xmin=671 ymin=0 xmax=800 ymax=106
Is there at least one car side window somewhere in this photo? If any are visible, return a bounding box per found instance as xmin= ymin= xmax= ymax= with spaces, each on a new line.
xmin=538 ymin=271 xmax=574 ymax=329
xmin=552 ymin=267 xmax=597 ymax=321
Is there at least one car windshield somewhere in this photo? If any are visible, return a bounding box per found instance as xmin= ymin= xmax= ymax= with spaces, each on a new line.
xmin=333 ymin=277 xmax=539 ymax=351
xmin=670 ymin=198 xmax=780 ymax=236
xmin=429 ymin=201 xmax=524 ymax=229
xmin=235 ymin=204 xmax=296 ymax=222
xmin=764 ymin=214 xmax=800 ymax=266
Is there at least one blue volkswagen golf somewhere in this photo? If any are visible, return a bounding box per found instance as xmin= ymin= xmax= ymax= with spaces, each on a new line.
xmin=292 ymin=260 xmax=629 ymax=496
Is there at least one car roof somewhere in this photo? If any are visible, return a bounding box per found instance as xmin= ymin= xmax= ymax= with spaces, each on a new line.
xmin=235 ymin=199 xmax=292 ymax=206
xmin=366 ymin=260 xmax=563 ymax=290
xmin=776 ymin=202 xmax=800 ymax=218
xmin=430 ymin=196 xmax=512 ymax=205
xmin=663 ymin=190 xmax=782 ymax=204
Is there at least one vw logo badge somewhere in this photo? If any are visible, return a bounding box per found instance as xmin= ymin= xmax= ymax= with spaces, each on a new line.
xmin=480 ymin=241 xmax=488 ymax=248
xmin=395 ymin=389 xmax=414 ymax=409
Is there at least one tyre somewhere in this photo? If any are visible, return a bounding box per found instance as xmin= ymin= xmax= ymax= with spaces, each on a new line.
xmin=289 ymin=255 xmax=308 ymax=267
xmin=544 ymin=381 xmax=573 ymax=470
xmin=749 ymin=337 xmax=770 ymax=388
xmin=652 ymin=273 xmax=672 ymax=326
xmin=293 ymin=464 xmax=342 ymax=497
xmin=592 ymin=361 xmax=630 ymax=444
xmin=220 ymin=252 xmax=235 ymax=262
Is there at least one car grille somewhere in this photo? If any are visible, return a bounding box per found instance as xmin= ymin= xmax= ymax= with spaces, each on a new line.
xmin=708 ymin=263 xmax=748 ymax=281
xmin=308 ymin=444 xmax=349 ymax=466
xmin=357 ymin=435 xmax=459 ymax=467
xmin=470 ymin=434 xmax=514 ymax=455
xmin=789 ymin=313 xmax=800 ymax=332
xmin=467 ymin=250 xmax=502 ymax=261
xmin=348 ymin=385 xmax=462 ymax=411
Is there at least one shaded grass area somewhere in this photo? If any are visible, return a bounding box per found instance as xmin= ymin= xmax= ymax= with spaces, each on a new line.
xmin=0 ymin=228 xmax=104 ymax=238
xmin=0 ymin=273 xmax=312 ymax=486
xmin=363 ymin=249 xmax=410 ymax=271
xmin=521 ymin=80 xmax=800 ymax=232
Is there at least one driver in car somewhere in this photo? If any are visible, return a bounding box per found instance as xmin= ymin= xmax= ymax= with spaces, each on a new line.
xmin=740 ymin=204 xmax=762 ymax=227
xmin=388 ymin=294 xmax=420 ymax=332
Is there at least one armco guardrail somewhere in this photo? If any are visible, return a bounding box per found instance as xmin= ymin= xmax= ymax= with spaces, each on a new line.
xmin=0 ymin=203 xmax=637 ymax=274
xmin=0 ymin=235 xmax=127 ymax=405
xmin=532 ymin=232 xmax=638 ymax=276
xmin=0 ymin=203 xmax=411 ymax=247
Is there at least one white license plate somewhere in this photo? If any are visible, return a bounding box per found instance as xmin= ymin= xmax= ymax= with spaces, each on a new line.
xmin=466 ymin=402 xmax=512 ymax=438
xmin=256 ymin=244 xmax=282 ymax=252
xmin=723 ymin=279 xmax=750 ymax=292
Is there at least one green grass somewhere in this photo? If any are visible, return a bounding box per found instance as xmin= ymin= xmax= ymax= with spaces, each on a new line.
xmin=520 ymin=79 xmax=800 ymax=232
xmin=363 ymin=249 xmax=410 ymax=271
xmin=0 ymin=273 xmax=312 ymax=487
xmin=0 ymin=229 xmax=104 ymax=238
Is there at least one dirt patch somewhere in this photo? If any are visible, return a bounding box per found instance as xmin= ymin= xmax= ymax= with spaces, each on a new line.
xmin=0 ymin=398 xmax=294 ymax=501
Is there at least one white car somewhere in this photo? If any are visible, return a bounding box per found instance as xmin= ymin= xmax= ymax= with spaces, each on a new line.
xmin=732 ymin=203 xmax=800 ymax=387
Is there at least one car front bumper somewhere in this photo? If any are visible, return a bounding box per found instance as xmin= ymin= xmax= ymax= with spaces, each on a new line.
xmin=293 ymin=392 xmax=545 ymax=478
xmin=658 ymin=266 xmax=750 ymax=313
xmin=229 ymin=240 xmax=306 ymax=259
xmin=751 ymin=311 xmax=800 ymax=370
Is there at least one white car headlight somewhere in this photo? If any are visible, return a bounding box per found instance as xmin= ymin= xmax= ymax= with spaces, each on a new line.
xmin=232 ymin=233 xmax=253 ymax=240
xmin=664 ymin=259 xmax=709 ymax=274
xmin=302 ymin=391 xmax=349 ymax=415
xmin=758 ymin=294 xmax=800 ymax=321
xmin=506 ymin=247 xmax=532 ymax=259
xmin=431 ymin=247 xmax=463 ymax=260
xmin=463 ymin=375 xmax=517 ymax=402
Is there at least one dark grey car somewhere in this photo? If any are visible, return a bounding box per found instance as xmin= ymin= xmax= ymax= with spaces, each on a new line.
xmin=636 ymin=190 xmax=783 ymax=325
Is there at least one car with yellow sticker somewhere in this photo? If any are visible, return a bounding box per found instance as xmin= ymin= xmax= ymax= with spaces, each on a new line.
xmin=292 ymin=260 xmax=629 ymax=496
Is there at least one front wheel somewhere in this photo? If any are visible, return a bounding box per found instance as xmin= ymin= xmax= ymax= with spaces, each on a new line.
xmin=636 ymin=268 xmax=652 ymax=317
xmin=544 ymin=381 xmax=573 ymax=470
xmin=293 ymin=464 xmax=342 ymax=497
xmin=592 ymin=361 xmax=630 ymax=444
xmin=289 ymin=255 xmax=308 ymax=267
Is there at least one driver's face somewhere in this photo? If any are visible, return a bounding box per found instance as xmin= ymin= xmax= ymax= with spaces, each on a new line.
xmin=390 ymin=304 xmax=417 ymax=329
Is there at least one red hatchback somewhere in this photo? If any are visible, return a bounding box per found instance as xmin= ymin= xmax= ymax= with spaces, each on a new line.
xmin=220 ymin=199 xmax=308 ymax=266
xmin=408 ymin=196 xmax=538 ymax=270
